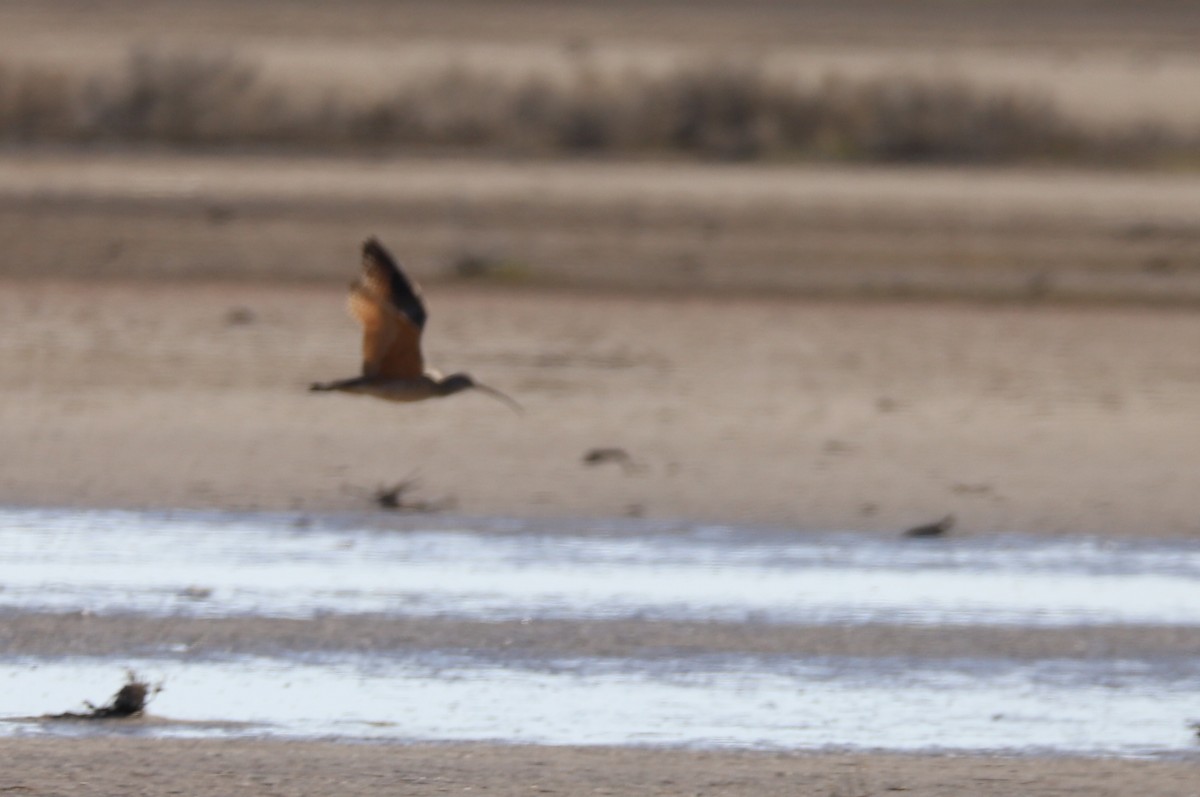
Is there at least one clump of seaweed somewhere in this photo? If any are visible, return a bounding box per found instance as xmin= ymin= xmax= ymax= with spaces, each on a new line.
xmin=48 ymin=669 xmax=163 ymax=720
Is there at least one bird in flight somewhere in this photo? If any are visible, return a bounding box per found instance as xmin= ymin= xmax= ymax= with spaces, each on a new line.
xmin=310 ymin=237 xmax=521 ymax=412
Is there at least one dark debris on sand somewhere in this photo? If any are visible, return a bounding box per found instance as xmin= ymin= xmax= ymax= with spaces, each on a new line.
xmin=373 ymin=478 xmax=456 ymax=513
xmin=903 ymin=514 xmax=955 ymax=538
xmin=582 ymin=447 xmax=642 ymax=474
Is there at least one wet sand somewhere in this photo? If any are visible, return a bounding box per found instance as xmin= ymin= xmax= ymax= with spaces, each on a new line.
xmin=0 ymin=737 xmax=1194 ymax=797
xmin=4 ymin=612 xmax=1199 ymax=662
xmin=4 ymin=153 xmax=1200 ymax=301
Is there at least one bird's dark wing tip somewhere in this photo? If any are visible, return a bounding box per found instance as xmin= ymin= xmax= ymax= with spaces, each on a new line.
xmin=362 ymin=236 xmax=394 ymax=266
xmin=359 ymin=236 xmax=427 ymax=330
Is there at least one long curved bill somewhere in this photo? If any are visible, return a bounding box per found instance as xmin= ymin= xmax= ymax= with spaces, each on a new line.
xmin=474 ymin=382 xmax=524 ymax=414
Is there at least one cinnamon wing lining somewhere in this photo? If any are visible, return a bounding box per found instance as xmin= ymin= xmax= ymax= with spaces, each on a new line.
xmin=348 ymin=286 xmax=424 ymax=379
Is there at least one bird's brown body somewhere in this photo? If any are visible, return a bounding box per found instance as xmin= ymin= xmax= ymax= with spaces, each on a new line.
xmin=310 ymin=238 xmax=520 ymax=411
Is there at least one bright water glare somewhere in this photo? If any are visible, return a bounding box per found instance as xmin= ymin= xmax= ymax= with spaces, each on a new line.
xmin=3 ymin=653 xmax=1199 ymax=757
xmin=0 ymin=508 xmax=1198 ymax=627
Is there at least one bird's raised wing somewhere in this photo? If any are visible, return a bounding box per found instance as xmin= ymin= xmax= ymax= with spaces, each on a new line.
xmin=361 ymin=237 xmax=427 ymax=330
xmin=350 ymin=238 xmax=427 ymax=379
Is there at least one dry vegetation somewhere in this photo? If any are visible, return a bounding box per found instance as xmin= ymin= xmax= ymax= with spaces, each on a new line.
xmin=1 ymin=47 xmax=1194 ymax=166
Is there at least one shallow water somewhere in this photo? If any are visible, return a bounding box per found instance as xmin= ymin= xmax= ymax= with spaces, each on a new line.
xmin=3 ymin=653 xmax=1198 ymax=757
xmin=1 ymin=507 xmax=1199 ymax=756
xmin=2 ymin=507 xmax=1198 ymax=627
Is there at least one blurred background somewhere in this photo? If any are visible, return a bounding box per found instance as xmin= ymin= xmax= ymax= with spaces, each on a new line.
xmin=2 ymin=0 xmax=1200 ymax=298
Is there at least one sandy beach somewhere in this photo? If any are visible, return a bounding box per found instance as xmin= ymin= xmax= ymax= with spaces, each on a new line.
xmin=0 ymin=738 xmax=1198 ymax=797
xmin=5 ymin=273 xmax=1200 ymax=538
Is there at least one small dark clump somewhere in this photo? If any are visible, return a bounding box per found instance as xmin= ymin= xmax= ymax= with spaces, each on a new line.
xmin=903 ymin=514 xmax=955 ymax=538
xmin=373 ymin=478 xmax=455 ymax=513
xmin=583 ymin=447 xmax=633 ymax=467
xmin=582 ymin=447 xmax=645 ymax=474
xmin=48 ymin=670 xmax=162 ymax=720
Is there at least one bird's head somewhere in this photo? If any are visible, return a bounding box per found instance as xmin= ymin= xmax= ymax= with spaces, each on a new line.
xmin=440 ymin=373 xmax=523 ymax=414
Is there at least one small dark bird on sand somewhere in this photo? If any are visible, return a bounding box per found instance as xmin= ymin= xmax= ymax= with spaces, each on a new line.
xmin=903 ymin=514 xmax=955 ymax=538
xmin=310 ymin=238 xmax=520 ymax=412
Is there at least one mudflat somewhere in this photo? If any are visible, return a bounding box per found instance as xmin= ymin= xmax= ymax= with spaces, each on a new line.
xmin=4 ymin=153 xmax=1200 ymax=300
